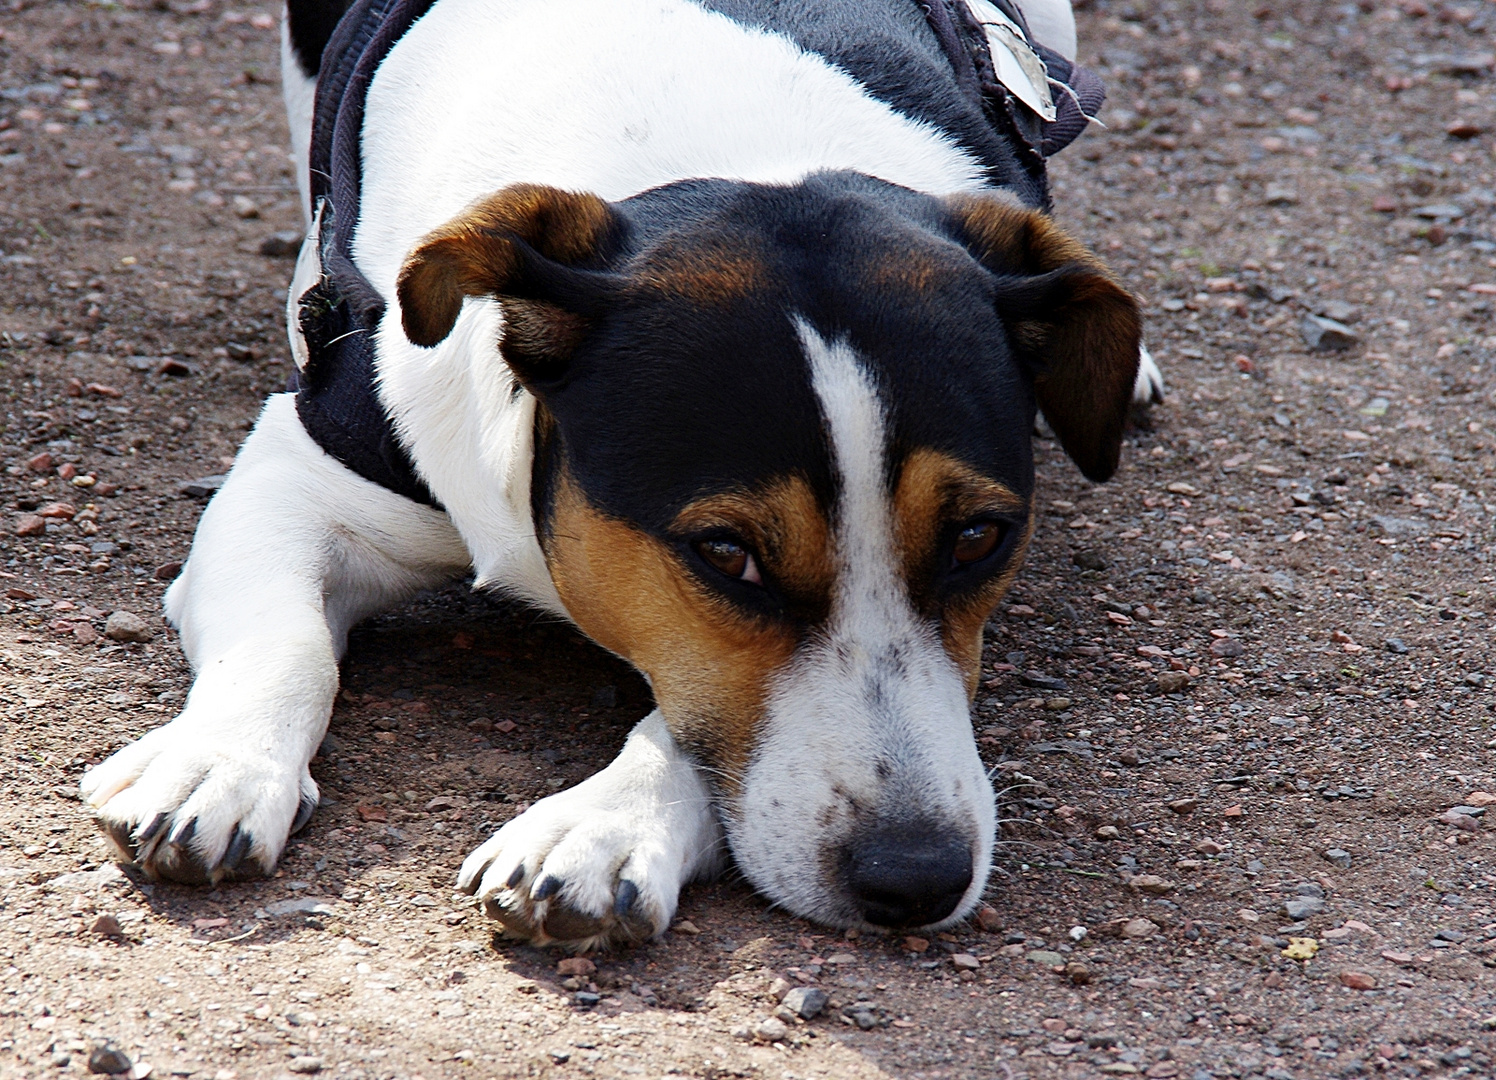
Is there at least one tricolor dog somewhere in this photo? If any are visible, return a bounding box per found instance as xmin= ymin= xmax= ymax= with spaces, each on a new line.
xmin=81 ymin=0 xmax=1163 ymax=948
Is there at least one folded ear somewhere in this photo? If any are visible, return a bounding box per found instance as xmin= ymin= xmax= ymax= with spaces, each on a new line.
xmin=395 ymin=183 xmax=621 ymax=382
xmin=945 ymin=195 xmax=1142 ymax=483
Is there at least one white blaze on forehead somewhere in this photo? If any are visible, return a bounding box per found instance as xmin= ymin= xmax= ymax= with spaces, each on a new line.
xmin=795 ymin=318 xmax=902 ymax=626
xmin=720 ymin=322 xmax=995 ymax=928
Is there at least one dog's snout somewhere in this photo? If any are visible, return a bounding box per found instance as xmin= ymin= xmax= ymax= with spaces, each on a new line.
xmin=845 ymin=826 xmax=972 ymax=929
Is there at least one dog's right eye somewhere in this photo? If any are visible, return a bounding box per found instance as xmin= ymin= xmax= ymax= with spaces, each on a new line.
xmin=695 ymin=538 xmax=763 ymax=585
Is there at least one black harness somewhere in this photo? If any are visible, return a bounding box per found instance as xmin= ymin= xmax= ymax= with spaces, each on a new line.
xmin=292 ymin=0 xmax=1104 ymax=507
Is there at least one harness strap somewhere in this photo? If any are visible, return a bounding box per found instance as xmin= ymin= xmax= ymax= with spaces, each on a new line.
xmin=296 ymin=0 xmax=441 ymax=507
xmin=922 ymin=0 xmax=1104 ymax=177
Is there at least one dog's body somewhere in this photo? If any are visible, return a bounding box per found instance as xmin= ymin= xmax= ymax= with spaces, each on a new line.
xmin=82 ymin=0 xmax=1157 ymax=948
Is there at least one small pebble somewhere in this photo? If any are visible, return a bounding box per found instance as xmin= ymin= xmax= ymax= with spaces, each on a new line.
xmin=1072 ymin=549 xmax=1108 ymax=571
xmin=1064 ymin=961 xmax=1091 ymax=985
xmin=90 ymin=914 xmax=123 ymax=936
xmin=286 ymin=1058 xmax=322 ymax=1075
xmin=781 ymin=987 xmax=828 ymax=1019
xmin=15 ymin=514 xmax=47 ymax=537
xmin=572 ymin=991 xmax=600 ymax=1007
xmin=902 ymin=935 xmax=929 ymax=953
xmin=975 ymin=905 xmax=1001 ymax=932
xmin=753 ymin=1017 xmax=789 ymax=1043
xmin=1130 ymin=874 xmax=1175 ymax=895
xmin=1282 ymin=897 xmax=1326 ymax=920
xmin=1339 ymin=971 xmax=1377 ymax=991
xmin=1436 ymin=811 xmax=1480 ymax=833
xmin=1167 ymin=798 xmax=1199 ymax=815
xmin=556 ymin=957 xmax=595 ymax=977
xmin=1121 ymin=918 xmax=1159 ymax=939
xmin=1156 ymin=671 xmax=1191 ymax=694
xmin=87 ymin=1046 xmax=132 ymax=1075
xmin=1300 ymin=314 xmax=1360 ymax=351
xmin=1323 ymin=848 xmax=1352 ymax=869
xmin=951 ymin=953 xmax=980 ymax=971
xmin=104 ymin=611 xmax=151 ymax=642
xmin=1095 ymin=825 xmax=1121 ymax=840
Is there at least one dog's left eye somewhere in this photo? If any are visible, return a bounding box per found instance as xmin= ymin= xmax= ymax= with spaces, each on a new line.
xmin=952 ymin=521 xmax=1004 ymax=567
xmin=695 ymin=538 xmax=763 ymax=585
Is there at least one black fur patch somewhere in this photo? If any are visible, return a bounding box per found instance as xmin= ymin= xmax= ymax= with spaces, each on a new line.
xmin=286 ymin=0 xmax=354 ymax=77
xmin=532 ymin=173 xmax=1036 ymax=571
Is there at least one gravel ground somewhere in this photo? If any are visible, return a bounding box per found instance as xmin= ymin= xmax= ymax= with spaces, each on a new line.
xmin=3 ymin=1 xmax=1496 ymax=1078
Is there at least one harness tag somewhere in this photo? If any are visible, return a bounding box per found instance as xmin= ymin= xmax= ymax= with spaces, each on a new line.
xmin=963 ymin=0 xmax=1057 ymax=122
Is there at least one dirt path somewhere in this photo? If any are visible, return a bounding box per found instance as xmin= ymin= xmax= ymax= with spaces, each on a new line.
xmin=3 ymin=1 xmax=1496 ymax=1078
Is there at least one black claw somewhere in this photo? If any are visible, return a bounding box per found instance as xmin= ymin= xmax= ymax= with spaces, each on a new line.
xmin=291 ymin=794 xmax=316 ymax=834
xmin=614 ymin=879 xmax=639 ymax=917
xmin=103 ymin=820 xmax=139 ymax=862
xmin=136 ymin=812 xmax=169 ymax=845
xmin=533 ymin=874 xmax=562 ymax=900
xmin=221 ymin=826 xmax=252 ymax=871
xmin=506 ymin=864 xmax=526 ymax=889
xmin=167 ymin=816 xmax=197 ymax=847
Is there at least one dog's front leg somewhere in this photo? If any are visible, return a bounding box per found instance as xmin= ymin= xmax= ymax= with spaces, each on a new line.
xmin=458 ymin=711 xmax=724 ymax=950
xmin=80 ymin=395 xmax=468 ymax=884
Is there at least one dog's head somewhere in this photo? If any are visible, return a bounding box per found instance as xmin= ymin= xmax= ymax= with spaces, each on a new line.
xmin=398 ymin=174 xmax=1140 ymax=930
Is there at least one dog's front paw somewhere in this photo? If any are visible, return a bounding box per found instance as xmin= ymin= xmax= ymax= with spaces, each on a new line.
xmin=457 ymin=789 xmax=680 ymax=949
xmin=457 ymin=713 xmax=720 ymax=951
xmin=80 ymin=717 xmax=318 ymax=885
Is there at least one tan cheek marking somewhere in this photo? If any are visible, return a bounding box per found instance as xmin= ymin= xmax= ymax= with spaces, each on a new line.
xmin=544 ymin=475 xmax=799 ymax=790
xmin=892 ymin=448 xmax=1031 ymax=695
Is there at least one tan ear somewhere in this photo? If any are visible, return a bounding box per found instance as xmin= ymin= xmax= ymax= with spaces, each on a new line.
xmin=946 ymin=195 xmax=1142 ymax=482
xmin=395 ymin=184 xmax=619 ymax=360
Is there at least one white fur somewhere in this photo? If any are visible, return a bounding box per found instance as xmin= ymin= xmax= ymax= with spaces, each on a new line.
xmin=80 ymin=396 xmax=470 ymax=877
xmin=457 ymin=711 xmax=723 ymax=947
xmin=727 ymin=324 xmax=996 ymax=928
xmin=280 ymin=18 xmax=319 ymax=228
xmin=1134 ymin=343 xmax=1165 ymax=405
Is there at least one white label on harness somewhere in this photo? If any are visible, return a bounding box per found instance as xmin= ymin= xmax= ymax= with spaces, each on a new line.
xmin=963 ymin=0 xmax=1057 ymax=122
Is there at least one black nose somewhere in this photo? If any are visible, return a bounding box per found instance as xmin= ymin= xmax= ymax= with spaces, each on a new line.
xmin=845 ymin=827 xmax=973 ymax=928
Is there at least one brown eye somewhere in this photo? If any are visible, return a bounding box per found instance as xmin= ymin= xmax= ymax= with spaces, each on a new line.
xmin=696 ymin=538 xmax=763 ymax=585
xmin=952 ymin=522 xmax=1002 ymax=566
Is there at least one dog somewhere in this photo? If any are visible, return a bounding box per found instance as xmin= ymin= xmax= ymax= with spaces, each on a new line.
xmin=80 ymin=0 xmax=1162 ymax=949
